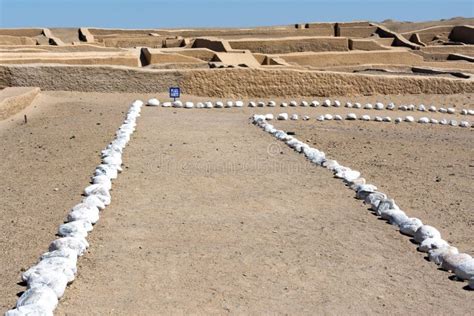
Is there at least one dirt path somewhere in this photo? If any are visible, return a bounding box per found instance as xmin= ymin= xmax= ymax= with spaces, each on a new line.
xmin=54 ymin=105 xmax=472 ymax=315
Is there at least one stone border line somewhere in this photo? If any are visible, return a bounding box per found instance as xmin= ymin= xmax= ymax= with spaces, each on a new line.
xmin=146 ymin=98 xmax=474 ymax=116
xmin=5 ymin=100 xmax=144 ymax=316
xmin=251 ymin=114 xmax=474 ymax=290
xmin=269 ymin=112 xmax=472 ymax=128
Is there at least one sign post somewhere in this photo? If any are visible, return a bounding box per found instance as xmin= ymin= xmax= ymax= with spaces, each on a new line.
xmin=169 ymin=87 xmax=180 ymax=101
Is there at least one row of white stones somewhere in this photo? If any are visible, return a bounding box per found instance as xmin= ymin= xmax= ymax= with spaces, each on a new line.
xmin=251 ymin=114 xmax=474 ymax=290
xmin=269 ymin=113 xmax=472 ymax=127
xmin=6 ymin=100 xmax=144 ymax=316
xmin=147 ymin=98 xmax=474 ymax=115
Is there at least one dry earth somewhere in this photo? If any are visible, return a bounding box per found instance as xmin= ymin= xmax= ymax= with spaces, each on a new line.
xmin=0 ymin=92 xmax=472 ymax=315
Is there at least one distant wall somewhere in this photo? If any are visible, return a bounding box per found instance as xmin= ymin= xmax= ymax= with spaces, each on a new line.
xmin=303 ymin=23 xmax=335 ymax=36
xmin=0 ymin=35 xmax=37 ymax=46
xmin=0 ymin=28 xmax=43 ymax=37
xmin=192 ymin=38 xmax=231 ymax=52
xmin=421 ymin=45 xmax=474 ymax=55
xmin=229 ymin=37 xmax=349 ymax=54
xmin=280 ymin=51 xmax=424 ymax=68
xmin=0 ymin=65 xmax=472 ymax=97
xmin=402 ymin=26 xmax=454 ymax=44
xmin=103 ymin=37 xmax=165 ymax=48
xmin=142 ymin=49 xmax=204 ymax=65
xmin=349 ymin=39 xmax=389 ymax=51
xmin=0 ymin=52 xmax=140 ymax=67
xmin=449 ymin=26 xmax=474 ymax=44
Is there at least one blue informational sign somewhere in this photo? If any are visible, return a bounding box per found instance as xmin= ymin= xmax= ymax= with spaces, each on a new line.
xmin=169 ymin=87 xmax=180 ymax=100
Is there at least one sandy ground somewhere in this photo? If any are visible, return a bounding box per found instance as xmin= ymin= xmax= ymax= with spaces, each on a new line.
xmin=1 ymin=91 xmax=473 ymax=314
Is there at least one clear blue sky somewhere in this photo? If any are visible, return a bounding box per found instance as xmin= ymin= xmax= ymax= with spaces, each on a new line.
xmin=0 ymin=0 xmax=473 ymax=28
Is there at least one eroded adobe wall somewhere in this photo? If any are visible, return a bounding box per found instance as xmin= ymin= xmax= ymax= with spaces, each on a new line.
xmin=279 ymin=51 xmax=424 ymax=68
xmin=0 ymin=65 xmax=472 ymax=97
xmin=228 ymin=37 xmax=349 ymax=54
xmin=449 ymin=26 xmax=474 ymax=44
xmin=0 ymin=87 xmax=40 ymax=120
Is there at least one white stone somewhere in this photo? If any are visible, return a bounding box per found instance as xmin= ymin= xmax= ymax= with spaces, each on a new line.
xmin=404 ymin=116 xmax=415 ymax=123
xmin=418 ymin=238 xmax=449 ymax=253
xmin=400 ymin=105 xmax=408 ymax=111
xmin=364 ymin=103 xmax=373 ymax=109
xmin=418 ymin=104 xmax=426 ymax=111
xmin=354 ymin=102 xmax=362 ymax=109
xmin=374 ymin=116 xmax=383 ymax=122
xmin=16 ymin=285 xmax=58 ymax=312
xmin=441 ymin=253 xmax=473 ymax=272
xmin=290 ymin=114 xmax=299 ymax=120
xmin=447 ymin=107 xmax=455 ymax=114
xmin=6 ymin=305 xmax=54 ymax=316
xmin=323 ymin=99 xmax=331 ymax=107
xmin=303 ymin=115 xmax=310 ymax=121
xmin=48 ymin=237 xmax=89 ymax=257
xmin=310 ymin=101 xmax=320 ymax=107
xmin=418 ymin=117 xmax=429 ymax=123
xmin=277 ymin=113 xmax=289 ymax=120
xmin=407 ymin=104 xmax=415 ymax=111
xmin=248 ymin=101 xmax=256 ymax=107
xmin=324 ymin=114 xmax=333 ymax=120
xmin=386 ymin=103 xmax=395 ymax=110
xmin=334 ymin=115 xmax=343 ymax=121
xmin=280 ymin=102 xmax=288 ymax=107
xmin=346 ymin=113 xmax=357 ymax=120
xmin=399 ymin=218 xmax=423 ymax=236
xmin=428 ymin=105 xmax=436 ymax=112
xmin=453 ymin=259 xmax=474 ymax=280
xmin=264 ymin=114 xmax=274 ymax=121
xmin=184 ymin=101 xmax=194 ymax=108
xmin=461 ymin=109 xmax=468 ymax=115
xmin=67 ymin=203 xmax=99 ymax=224
xmin=235 ymin=100 xmax=244 ymax=107
xmin=345 ymin=102 xmax=353 ymax=108
xmin=439 ymin=119 xmax=448 ymax=125
xmin=383 ymin=116 xmax=392 ymax=122
xmin=301 ymin=101 xmax=309 ymax=107
xmin=430 ymin=118 xmax=439 ymax=124
xmin=27 ymin=271 xmax=69 ymax=298
xmin=361 ymin=115 xmax=370 ymax=121
xmin=414 ymin=225 xmax=441 ymax=243
xmin=172 ymin=100 xmax=183 ymax=108
xmin=450 ymin=120 xmax=458 ymax=126
xmin=215 ymin=101 xmax=224 ymax=108
xmin=205 ymin=101 xmax=213 ymax=108
xmin=375 ymin=102 xmax=384 ymax=110
xmin=58 ymin=220 xmax=93 ymax=238
xmin=428 ymin=246 xmax=458 ymax=265
xmin=333 ymin=100 xmax=341 ymax=107
xmin=459 ymin=121 xmax=471 ymax=128
xmin=268 ymin=101 xmax=276 ymax=107
xmin=317 ymin=115 xmax=325 ymax=121
xmin=196 ymin=102 xmax=204 ymax=108
xmin=146 ymin=98 xmax=160 ymax=106
xmin=290 ymin=100 xmax=298 ymax=107
xmin=439 ymin=107 xmax=447 ymax=113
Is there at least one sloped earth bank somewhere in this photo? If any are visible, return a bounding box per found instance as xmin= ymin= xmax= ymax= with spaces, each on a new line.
xmin=1 ymin=92 xmax=472 ymax=314
xmin=56 ymin=98 xmax=472 ymax=314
